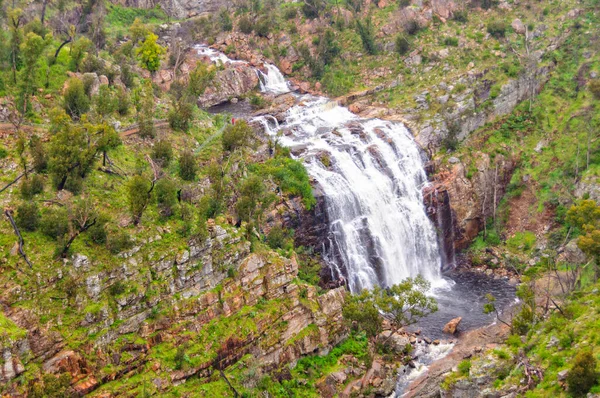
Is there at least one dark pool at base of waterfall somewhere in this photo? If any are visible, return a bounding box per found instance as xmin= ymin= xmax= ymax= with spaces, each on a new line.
xmin=407 ymin=270 xmax=518 ymax=340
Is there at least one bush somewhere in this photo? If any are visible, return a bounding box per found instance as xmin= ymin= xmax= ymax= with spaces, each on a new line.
xmin=283 ymin=6 xmax=297 ymax=19
xmin=254 ymin=16 xmax=270 ymax=37
xmin=107 ymin=230 xmax=134 ymax=253
xmin=168 ymin=100 xmax=195 ymax=132
xmin=95 ymin=85 xmax=116 ymax=117
xmin=355 ymin=18 xmax=377 ymax=55
xmin=487 ymin=20 xmax=507 ymax=38
xmin=0 ymin=146 xmax=7 ymax=159
xmin=41 ymin=208 xmax=69 ymax=240
xmin=458 ymin=360 xmax=471 ymax=375
xmin=444 ymin=37 xmax=459 ymax=47
xmin=63 ymin=78 xmax=90 ymax=120
xmin=222 ymin=120 xmax=254 ymax=152
xmin=151 ymin=139 xmax=173 ymax=166
xmin=404 ymin=19 xmax=421 ymax=36
xmin=238 ymin=16 xmax=253 ymax=34
xmin=88 ymin=214 xmax=109 ymax=244
xmin=453 ymin=10 xmax=468 ymax=23
xmin=589 ymin=79 xmax=600 ymax=100
xmin=178 ymin=150 xmax=197 ymax=181
xmin=20 ymin=175 xmax=45 ymax=199
xmin=155 ymin=178 xmax=177 ymax=218
xmin=29 ymin=136 xmax=47 ymax=172
xmin=266 ymin=225 xmax=291 ymax=250
xmin=116 ymin=87 xmax=131 ymax=116
xmin=218 ymin=8 xmax=232 ymax=31
xmin=395 ymin=35 xmax=411 ymax=55
xmin=16 ymin=202 xmax=41 ymax=232
xmin=567 ymin=351 xmax=598 ymax=397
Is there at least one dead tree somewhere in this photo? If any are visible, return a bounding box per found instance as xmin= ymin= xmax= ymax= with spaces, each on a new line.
xmin=4 ymin=209 xmax=33 ymax=268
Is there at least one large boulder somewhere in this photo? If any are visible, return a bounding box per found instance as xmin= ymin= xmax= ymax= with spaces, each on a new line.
xmin=197 ymin=64 xmax=259 ymax=108
xmin=443 ymin=317 xmax=462 ymax=335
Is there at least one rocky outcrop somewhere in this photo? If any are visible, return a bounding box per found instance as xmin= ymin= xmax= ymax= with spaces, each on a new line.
xmin=1 ymin=223 xmax=346 ymax=394
xmin=443 ymin=317 xmax=462 ymax=335
xmin=197 ymin=64 xmax=260 ymax=107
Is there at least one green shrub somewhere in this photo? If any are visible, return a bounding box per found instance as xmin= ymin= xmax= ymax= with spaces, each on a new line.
xmin=0 ymin=146 xmax=7 ymax=159
xmin=107 ymin=230 xmax=134 ymax=253
xmin=487 ymin=20 xmax=507 ymax=38
xmin=404 ymin=19 xmax=421 ymax=36
xmin=116 ymin=87 xmax=131 ymax=116
xmin=109 ymin=281 xmax=126 ymax=296
xmin=266 ymin=225 xmax=292 ymax=250
xmin=178 ymin=150 xmax=197 ymax=181
xmin=219 ymin=8 xmax=232 ymax=31
xmin=151 ymin=139 xmax=173 ymax=166
xmin=16 ymin=202 xmax=41 ymax=232
xmin=20 ymin=175 xmax=45 ymax=199
xmin=567 ymin=351 xmax=598 ymax=397
xmin=88 ymin=214 xmax=109 ymax=244
xmin=453 ymin=10 xmax=468 ymax=23
xmin=95 ymin=85 xmax=116 ymax=117
xmin=458 ymin=360 xmax=471 ymax=375
xmin=63 ymin=78 xmax=90 ymax=120
xmin=222 ymin=120 xmax=254 ymax=152
xmin=589 ymin=79 xmax=600 ymax=100
xmin=238 ymin=16 xmax=253 ymax=34
xmin=355 ymin=18 xmax=377 ymax=55
xmin=29 ymin=135 xmax=47 ymax=172
xmin=444 ymin=37 xmax=459 ymax=47
xmin=41 ymin=208 xmax=69 ymax=240
xmin=507 ymin=231 xmax=536 ymax=251
xmin=155 ymin=178 xmax=177 ymax=218
xmin=255 ymin=16 xmax=270 ymax=37
xmin=395 ymin=35 xmax=411 ymax=55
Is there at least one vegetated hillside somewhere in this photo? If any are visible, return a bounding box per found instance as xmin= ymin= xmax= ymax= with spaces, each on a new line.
xmin=0 ymin=0 xmax=599 ymax=397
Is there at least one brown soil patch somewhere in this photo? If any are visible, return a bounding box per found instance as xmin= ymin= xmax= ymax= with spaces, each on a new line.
xmin=504 ymin=186 xmax=555 ymax=238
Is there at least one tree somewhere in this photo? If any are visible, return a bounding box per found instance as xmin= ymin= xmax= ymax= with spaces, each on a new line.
xmin=136 ymin=33 xmax=166 ymax=73
xmin=94 ymin=85 xmax=116 ymax=118
xmin=129 ymin=18 xmax=150 ymax=45
xmin=8 ymin=8 xmax=24 ymax=84
xmin=127 ymin=176 xmax=152 ymax=225
xmin=342 ymin=276 xmax=438 ymax=342
xmin=355 ymin=17 xmax=377 ymax=55
xmin=178 ymin=150 xmax=197 ymax=181
xmin=235 ymin=175 xmax=276 ymax=231
xmin=567 ymin=200 xmax=600 ymax=279
xmin=17 ymin=32 xmax=49 ymax=116
xmin=137 ymin=80 xmax=155 ymax=138
xmin=63 ymin=78 xmax=90 ymax=120
xmin=188 ymin=62 xmax=215 ymax=97
xmin=151 ymin=139 xmax=173 ymax=166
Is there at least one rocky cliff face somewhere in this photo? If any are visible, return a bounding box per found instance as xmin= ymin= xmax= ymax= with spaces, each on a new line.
xmin=425 ymin=153 xmax=516 ymax=256
xmin=1 ymin=222 xmax=346 ymax=395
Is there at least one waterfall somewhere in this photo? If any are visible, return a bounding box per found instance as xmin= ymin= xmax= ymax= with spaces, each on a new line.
xmin=257 ymin=98 xmax=444 ymax=293
xmin=258 ymin=64 xmax=290 ymax=95
xmin=195 ymin=44 xmax=444 ymax=293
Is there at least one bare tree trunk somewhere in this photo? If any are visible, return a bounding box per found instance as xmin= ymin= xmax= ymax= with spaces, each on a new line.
xmin=4 ymin=209 xmax=33 ymax=268
xmin=493 ymin=162 xmax=499 ymax=229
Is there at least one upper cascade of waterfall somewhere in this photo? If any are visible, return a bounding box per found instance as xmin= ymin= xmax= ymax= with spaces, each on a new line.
xmin=258 ymin=64 xmax=291 ymax=95
xmin=195 ymin=44 xmax=289 ymax=95
xmin=196 ymin=45 xmax=445 ymax=293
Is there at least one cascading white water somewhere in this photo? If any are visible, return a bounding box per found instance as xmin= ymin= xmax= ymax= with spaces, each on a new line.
xmin=258 ymin=64 xmax=291 ymax=95
xmin=194 ymin=44 xmax=444 ymax=292
xmin=257 ymin=98 xmax=444 ymax=293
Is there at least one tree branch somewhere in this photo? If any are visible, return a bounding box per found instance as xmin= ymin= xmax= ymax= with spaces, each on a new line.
xmin=4 ymin=209 xmax=33 ymax=268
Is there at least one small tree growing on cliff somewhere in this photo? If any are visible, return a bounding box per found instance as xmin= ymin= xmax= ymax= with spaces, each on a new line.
xmin=343 ymin=276 xmax=438 ymax=342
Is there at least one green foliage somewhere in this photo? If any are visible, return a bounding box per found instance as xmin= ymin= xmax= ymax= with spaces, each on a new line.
xmin=109 ymin=281 xmax=127 ymax=296
xmin=222 ymin=120 xmax=254 ymax=152
xmin=218 ymin=8 xmax=232 ymax=32
xmin=487 ymin=20 xmax=507 ymax=38
xmin=567 ymin=351 xmax=598 ymax=397
xmin=443 ymin=37 xmax=459 ymax=47
xmin=458 ymin=360 xmax=471 ymax=375
xmin=355 ymin=17 xmax=377 ymax=55
xmin=20 ymin=174 xmax=44 ymax=199
xmin=136 ymin=33 xmax=166 ymax=72
xmin=589 ymin=79 xmax=600 ymax=100
xmin=188 ymin=62 xmax=215 ymax=98
xmin=236 ymin=175 xmax=275 ymax=226
xmin=343 ymin=276 xmax=437 ymax=339
xmin=404 ymin=19 xmax=421 ymax=36
xmin=151 ymin=139 xmax=173 ymax=166
xmin=106 ymin=4 xmax=168 ymax=28
xmin=453 ymin=9 xmax=468 ymax=23
xmin=155 ymin=178 xmax=178 ymax=218
xmin=238 ymin=16 xmax=253 ymax=34
xmin=567 ymin=200 xmax=600 ymax=261
xmin=63 ymin=78 xmax=90 ymax=120
xmin=507 ymin=231 xmax=536 ymax=252
xmin=395 ymin=35 xmax=411 ymax=55
xmin=178 ymin=150 xmax=197 ymax=181
xmin=107 ymin=230 xmax=134 ymax=253
xmin=266 ymin=225 xmax=292 ymax=250
xmin=137 ymin=81 xmax=156 ymax=138
xmin=301 ymin=0 xmax=326 ymax=19
xmin=41 ymin=207 xmax=69 ymax=240
xmin=95 ymin=85 xmax=116 ymax=117
xmin=29 ymin=135 xmax=47 ymax=172
xmin=16 ymin=202 xmax=40 ymax=232
xmin=0 ymin=146 xmax=7 ymax=159
xmin=251 ymin=156 xmax=316 ymax=209
xmin=127 ymin=176 xmax=151 ymax=225
xmin=168 ymin=98 xmax=195 ymax=132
